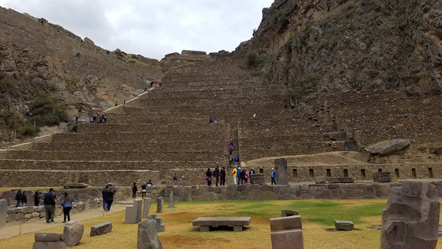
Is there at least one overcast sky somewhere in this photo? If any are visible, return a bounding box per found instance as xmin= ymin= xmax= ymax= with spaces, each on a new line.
xmin=0 ymin=0 xmax=273 ymax=60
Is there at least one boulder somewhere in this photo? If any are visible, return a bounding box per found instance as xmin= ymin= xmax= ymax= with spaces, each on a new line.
xmin=63 ymin=221 xmax=84 ymax=247
xmin=334 ymin=220 xmax=354 ymax=231
xmin=381 ymin=181 xmax=440 ymax=249
xmin=35 ymin=233 xmax=64 ymax=242
xmin=90 ymin=222 xmax=112 ymax=237
xmin=364 ymin=139 xmax=410 ymax=156
xmin=281 ymin=210 xmax=299 ymax=217
xmin=137 ymin=219 xmax=162 ymax=249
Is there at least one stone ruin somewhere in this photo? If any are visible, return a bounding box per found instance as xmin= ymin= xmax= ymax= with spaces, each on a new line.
xmin=274 ymin=158 xmax=288 ymax=185
xmin=137 ymin=219 xmax=162 ymax=249
xmin=125 ymin=199 xmax=143 ymax=224
xmin=270 ymin=215 xmax=304 ymax=249
xmin=381 ymin=181 xmax=440 ymax=249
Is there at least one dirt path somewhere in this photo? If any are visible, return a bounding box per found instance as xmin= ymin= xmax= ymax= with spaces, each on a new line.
xmin=0 ymin=200 xmax=132 ymax=240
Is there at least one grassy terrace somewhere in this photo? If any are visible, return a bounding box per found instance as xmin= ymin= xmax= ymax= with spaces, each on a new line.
xmin=1 ymin=199 xmax=441 ymax=249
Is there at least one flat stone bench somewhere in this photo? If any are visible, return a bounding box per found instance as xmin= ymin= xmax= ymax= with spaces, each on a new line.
xmin=192 ymin=217 xmax=251 ymax=232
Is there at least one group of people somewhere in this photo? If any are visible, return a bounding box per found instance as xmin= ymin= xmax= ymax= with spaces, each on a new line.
xmin=205 ymin=166 xmax=227 ymax=186
xmin=231 ymin=167 xmax=256 ymax=185
xmin=132 ymin=180 xmax=153 ymax=199
xmin=41 ymin=188 xmax=72 ymax=224
xmin=90 ymin=111 xmax=107 ymax=123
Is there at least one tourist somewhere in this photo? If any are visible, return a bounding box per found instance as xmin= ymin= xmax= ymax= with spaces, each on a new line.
xmin=61 ymin=192 xmax=72 ymax=223
xmin=141 ymin=182 xmax=147 ymax=199
xmin=228 ymin=145 xmax=233 ymax=155
xmin=220 ymin=167 xmax=226 ymax=186
xmin=231 ymin=167 xmax=237 ymax=185
xmin=240 ymin=168 xmax=246 ymax=185
xmin=229 ymin=139 xmax=234 ymax=147
xmin=90 ymin=116 xmax=94 ymax=123
xmin=271 ymin=168 xmax=276 ymax=185
xmin=15 ymin=189 xmax=22 ymax=207
xmin=214 ymin=166 xmax=220 ymax=187
xmin=147 ymin=179 xmax=153 ymax=187
xmin=132 ymin=183 xmax=138 ymax=199
xmin=106 ymin=187 xmax=116 ymax=211
xmin=205 ymin=168 xmax=213 ymax=186
xmin=102 ymin=185 xmax=109 ymax=211
xmin=237 ymin=167 xmax=241 ymax=185
xmin=34 ymin=191 xmax=40 ymax=206
xmin=44 ymin=188 xmax=56 ymax=223
xmin=173 ymin=173 xmax=178 ymax=184
xmin=21 ymin=191 xmax=27 ymax=206
xmin=245 ymin=170 xmax=249 ymax=184
xmin=150 ymin=81 xmax=154 ymax=88
xmin=234 ymin=155 xmax=239 ymax=167
xmin=229 ymin=156 xmax=233 ymax=166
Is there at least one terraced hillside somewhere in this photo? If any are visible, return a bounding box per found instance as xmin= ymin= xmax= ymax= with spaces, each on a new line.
xmin=0 ymin=53 xmax=347 ymax=187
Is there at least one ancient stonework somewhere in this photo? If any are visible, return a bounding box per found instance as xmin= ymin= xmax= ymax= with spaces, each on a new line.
xmin=137 ymin=219 xmax=162 ymax=249
xmin=381 ymin=181 xmax=440 ymax=249
xmin=63 ymin=221 xmax=84 ymax=247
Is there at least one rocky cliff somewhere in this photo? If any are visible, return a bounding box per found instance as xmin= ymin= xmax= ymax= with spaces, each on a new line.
xmin=0 ymin=6 xmax=163 ymax=139
xmin=240 ymin=0 xmax=442 ymax=100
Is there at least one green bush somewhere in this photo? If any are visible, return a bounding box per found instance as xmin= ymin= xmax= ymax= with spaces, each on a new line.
xmin=29 ymin=92 xmax=68 ymax=127
xmin=20 ymin=123 xmax=40 ymax=136
xmin=247 ymin=51 xmax=263 ymax=68
xmin=0 ymin=72 xmax=16 ymax=93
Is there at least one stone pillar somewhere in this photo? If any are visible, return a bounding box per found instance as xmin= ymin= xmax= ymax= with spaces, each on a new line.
xmin=143 ymin=198 xmax=152 ymax=218
xmin=125 ymin=199 xmax=143 ymax=224
xmin=270 ymin=215 xmax=303 ymax=249
xmin=63 ymin=221 xmax=84 ymax=247
xmin=168 ymin=191 xmax=174 ymax=208
xmin=137 ymin=219 xmax=162 ymax=249
xmin=275 ymin=158 xmax=288 ymax=185
xmin=0 ymin=199 xmax=7 ymax=227
xmin=381 ymin=181 xmax=440 ymax=249
xmin=156 ymin=197 xmax=163 ymax=213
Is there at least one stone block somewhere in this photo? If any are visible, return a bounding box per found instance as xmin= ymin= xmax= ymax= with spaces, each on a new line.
xmin=156 ymin=197 xmax=163 ymax=213
xmin=381 ymin=181 xmax=439 ymax=249
xmin=270 ymin=216 xmax=302 ymax=232
xmin=0 ymin=199 xmax=7 ymax=227
xmin=315 ymin=176 xmax=327 ymax=184
xmin=90 ymin=222 xmax=112 ymax=237
xmin=16 ymin=213 xmax=24 ymax=220
xmin=275 ymin=158 xmax=288 ymax=185
xmin=33 ymin=242 xmax=67 ymax=249
xmin=143 ymin=198 xmax=152 ymax=218
xmin=329 ymin=177 xmax=355 ymax=183
xmin=15 ymin=207 xmax=25 ymax=213
xmin=34 ymin=233 xmax=64 ymax=242
xmin=7 ymin=213 xmax=16 ymax=222
xmin=63 ymin=221 xmax=84 ymax=246
xmin=24 ymin=206 xmax=35 ymax=213
xmin=25 ymin=214 xmax=32 ymax=220
xmin=374 ymin=172 xmax=392 ymax=182
xmin=168 ymin=191 xmax=174 ymax=208
xmin=250 ymin=174 xmax=265 ymax=185
xmin=334 ymin=220 xmax=354 ymax=231
xmin=281 ymin=210 xmax=299 ymax=217
xmin=271 ymin=229 xmax=303 ymax=249
xmin=137 ymin=219 xmax=162 ymax=249
xmin=125 ymin=199 xmax=143 ymax=224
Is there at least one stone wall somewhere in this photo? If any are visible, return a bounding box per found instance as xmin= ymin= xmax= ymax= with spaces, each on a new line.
xmin=159 ymin=181 xmax=442 ymax=201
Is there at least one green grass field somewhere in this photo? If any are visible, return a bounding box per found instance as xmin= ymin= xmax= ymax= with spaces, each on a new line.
xmin=1 ymin=199 xmax=441 ymax=249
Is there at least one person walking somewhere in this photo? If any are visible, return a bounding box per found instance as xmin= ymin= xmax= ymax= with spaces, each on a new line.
xmin=44 ymin=188 xmax=56 ymax=223
xmin=102 ymin=185 xmax=109 ymax=211
xmin=61 ymin=192 xmax=72 ymax=223
xmin=229 ymin=156 xmax=233 ymax=166
xmin=34 ymin=191 xmax=40 ymax=206
xmin=214 ymin=166 xmax=220 ymax=187
xmin=141 ymin=182 xmax=147 ymax=199
xmin=271 ymin=168 xmax=276 ymax=185
xmin=106 ymin=187 xmax=116 ymax=211
xmin=237 ymin=167 xmax=241 ymax=185
xmin=234 ymin=155 xmax=240 ymax=167
xmin=21 ymin=191 xmax=27 ymax=206
xmin=245 ymin=170 xmax=249 ymax=184
xmin=205 ymin=168 xmax=213 ymax=186
xmin=173 ymin=173 xmax=178 ymax=185
xmin=220 ymin=167 xmax=226 ymax=186
xmin=231 ymin=167 xmax=237 ymax=185
xmin=240 ymin=168 xmax=246 ymax=185
xmin=228 ymin=145 xmax=233 ymax=155
xmin=132 ymin=183 xmax=138 ymax=199
xmin=15 ymin=189 xmax=22 ymax=207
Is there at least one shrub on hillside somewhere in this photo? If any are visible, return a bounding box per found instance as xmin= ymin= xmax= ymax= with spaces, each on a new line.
xmin=29 ymin=92 xmax=68 ymax=127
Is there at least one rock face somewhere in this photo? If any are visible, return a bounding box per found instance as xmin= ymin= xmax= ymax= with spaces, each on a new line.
xmin=381 ymin=181 xmax=440 ymax=249
xmin=63 ymin=221 xmax=84 ymax=247
xmin=137 ymin=219 xmax=162 ymax=249
xmin=364 ymin=139 xmax=411 ymax=156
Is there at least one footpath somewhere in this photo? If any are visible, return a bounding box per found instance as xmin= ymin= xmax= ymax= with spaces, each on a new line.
xmin=0 ymin=200 xmax=131 ymax=240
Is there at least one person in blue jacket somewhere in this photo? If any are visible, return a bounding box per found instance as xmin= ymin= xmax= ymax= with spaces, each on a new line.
xmin=271 ymin=168 xmax=276 ymax=185
xmin=61 ymin=192 xmax=72 ymax=223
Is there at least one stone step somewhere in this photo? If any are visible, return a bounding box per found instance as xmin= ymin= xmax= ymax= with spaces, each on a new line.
xmin=2 ymin=150 xmax=225 ymax=161
xmin=0 ymin=159 xmax=221 ymax=171
xmin=31 ymin=141 xmax=226 ymax=151
xmin=77 ymin=122 xmax=230 ymax=133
